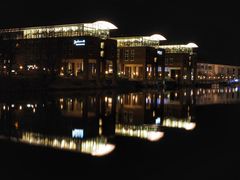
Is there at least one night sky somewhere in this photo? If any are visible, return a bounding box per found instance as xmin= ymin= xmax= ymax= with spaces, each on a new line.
xmin=0 ymin=0 xmax=239 ymax=65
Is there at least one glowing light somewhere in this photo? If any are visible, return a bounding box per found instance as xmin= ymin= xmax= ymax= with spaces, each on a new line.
xmin=147 ymin=131 xmax=164 ymax=142
xmin=72 ymin=129 xmax=84 ymax=139
xmin=185 ymin=42 xmax=198 ymax=48
xmin=153 ymin=110 xmax=155 ymax=117
xmin=163 ymin=119 xmax=196 ymax=131
xmin=91 ymin=144 xmax=115 ymax=156
xmin=15 ymin=122 xmax=19 ymax=129
xmin=155 ymin=117 xmax=161 ymax=124
xmin=157 ymin=50 xmax=163 ymax=55
xmin=184 ymin=122 xmax=196 ymax=130
xmin=92 ymin=21 xmax=118 ymax=30
xmin=74 ymin=39 xmax=85 ymax=46
xmin=148 ymin=34 xmax=167 ymax=41
xmin=99 ymin=118 xmax=102 ymax=126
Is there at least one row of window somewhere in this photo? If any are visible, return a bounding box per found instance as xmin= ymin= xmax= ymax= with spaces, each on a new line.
xmin=124 ymin=49 xmax=135 ymax=61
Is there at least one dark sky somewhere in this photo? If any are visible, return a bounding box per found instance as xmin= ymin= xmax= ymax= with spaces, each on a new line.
xmin=0 ymin=0 xmax=239 ymax=65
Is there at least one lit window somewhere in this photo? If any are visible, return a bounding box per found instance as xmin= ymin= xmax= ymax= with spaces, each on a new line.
xmin=100 ymin=51 xmax=104 ymax=57
xmin=124 ymin=50 xmax=129 ymax=61
xmin=130 ymin=49 xmax=135 ymax=61
xmin=100 ymin=42 xmax=104 ymax=49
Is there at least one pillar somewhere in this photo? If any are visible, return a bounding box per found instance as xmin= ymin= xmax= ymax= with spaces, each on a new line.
xmin=83 ymin=58 xmax=89 ymax=80
xmin=96 ymin=58 xmax=100 ymax=83
xmin=151 ymin=64 xmax=154 ymax=80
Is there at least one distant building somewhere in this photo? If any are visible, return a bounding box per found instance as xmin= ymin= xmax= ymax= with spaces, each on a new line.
xmin=0 ymin=21 xmax=200 ymax=86
xmin=114 ymin=34 xmax=198 ymax=85
xmin=159 ymin=43 xmax=198 ymax=85
xmin=0 ymin=21 xmax=118 ymax=82
xmin=113 ymin=34 xmax=166 ymax=82
xmin=197 ymin=62 xmax=240 ymax=81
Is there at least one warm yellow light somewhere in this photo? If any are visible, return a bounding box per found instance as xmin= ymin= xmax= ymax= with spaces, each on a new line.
xmin=15 ymin=122 xmax=19 ymax=129
xmin=19 ymin=65 xmax=23 ymax=70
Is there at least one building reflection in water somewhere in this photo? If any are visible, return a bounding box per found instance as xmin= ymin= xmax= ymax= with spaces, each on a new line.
xmin=1 ymin=87 xmax=238 ymax=156
xmin=18 ymin=132 xmax=115 ymax=156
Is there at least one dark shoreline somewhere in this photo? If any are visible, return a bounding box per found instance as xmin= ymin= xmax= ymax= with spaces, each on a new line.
xmin=1 ymin=76 xmax=234 ymax=93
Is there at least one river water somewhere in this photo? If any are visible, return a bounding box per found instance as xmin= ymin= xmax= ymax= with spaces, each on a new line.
xmin=0 ymin=86 xmax=239 ymax=178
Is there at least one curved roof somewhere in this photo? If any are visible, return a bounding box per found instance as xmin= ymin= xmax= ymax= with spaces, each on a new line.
xmin=186 ymin=42 xmax=198 ymax=48
xmin=92 ymin=21 xmax=118 ymax=30
xmin=148 ymin=34 xmax=167 ymax=41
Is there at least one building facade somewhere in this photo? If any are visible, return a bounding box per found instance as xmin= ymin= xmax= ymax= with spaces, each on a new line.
xmin=113 ymin=34 xmax=166 ymax=83
xmin=159 ymin=43 xmax=198 ymax=85
xmin=0 ymin=21 xmax=118 ymax=82
xmin=197 ymin=62 xmax=240 ymax=81
xmin=114 ymin=35 xmax=198 ymax=85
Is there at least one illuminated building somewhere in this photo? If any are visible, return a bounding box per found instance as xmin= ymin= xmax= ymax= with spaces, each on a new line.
xmin=159 ymin=42 xmax=198 ymax=85
xmin=0 ymin=21 xmax=118 ymax=82
xmin=113 ymin=34 xmax=166 ymax=82
xmin=197 ymin=62 xmax=240 ymax=81
xmin=114 ymin=34 xmax=198 ymax=85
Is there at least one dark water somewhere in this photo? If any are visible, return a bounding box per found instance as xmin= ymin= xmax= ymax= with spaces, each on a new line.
xmin=0 ymin=87 xmax=240 ymax=178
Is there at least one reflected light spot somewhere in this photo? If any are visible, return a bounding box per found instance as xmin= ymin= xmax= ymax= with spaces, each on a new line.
xmin=184 ymin=122 xmax=196 ymax=130
xmin=91 ymin=144 xmax=115 ymax=156
xmin=147 ymin=131 xmax=164 ymax=142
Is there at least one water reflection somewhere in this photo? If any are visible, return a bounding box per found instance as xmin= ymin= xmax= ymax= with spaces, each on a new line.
xmin=1 ymin=86 xmax=239 ymax=156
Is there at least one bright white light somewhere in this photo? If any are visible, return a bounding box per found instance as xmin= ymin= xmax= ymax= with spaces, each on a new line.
xmin=74 ymin=39 xmax=85 ymax=46
xmin=155 ymin=117 xmax=161 ymax=125
xmin=185 ymin=42 xmax=198 ymax=48
xmin=147 ymin=34 xmax=167 ymax=41
xmin=184 ymin=122 xmax=196 ymax=130
xmin=72 ymin=129 xmax=84 ymax=138
xmin=157 ymin=50 xmax=163 ymax=55
xmin=91 ymin=144 xmax=115 ymax=156
xmin=147 ymin=131 xmax=164 ymax=141
xmin=91 ymin=21 xmax=118 ymax=30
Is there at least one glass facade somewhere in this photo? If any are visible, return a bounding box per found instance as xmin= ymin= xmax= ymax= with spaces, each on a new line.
xmin=0 ymin=21 xmax=117 ymax=40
